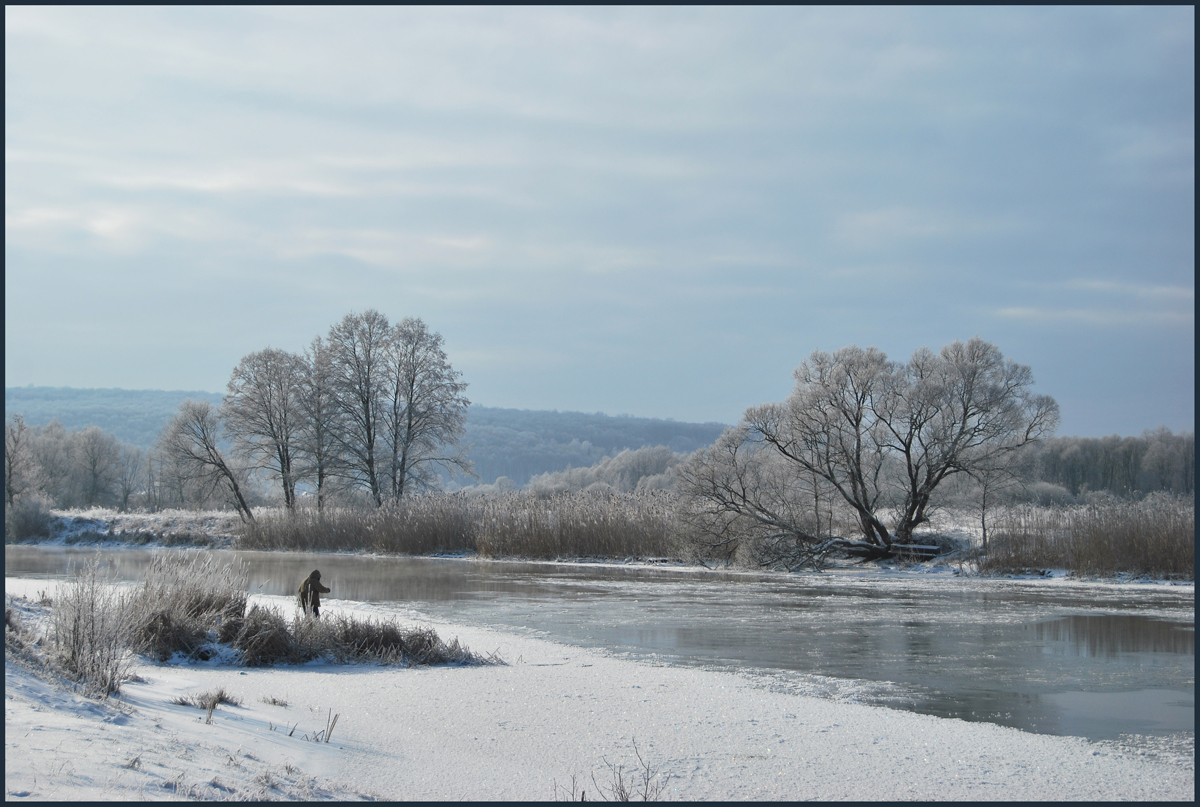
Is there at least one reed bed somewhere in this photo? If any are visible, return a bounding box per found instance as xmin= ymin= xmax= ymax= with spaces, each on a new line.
xmin=238 ymin=491 xmax=683 ymax=560
xmin=43 ymin=552 xmax=488 ymax=695
xmin=980 ymin=495 xmax=1194 ymax=578
xmin=127 ymin=553 xmax=250 ymax=659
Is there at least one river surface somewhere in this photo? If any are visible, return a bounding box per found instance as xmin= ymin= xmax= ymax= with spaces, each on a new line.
xmin=5 ymin=546 xmax=1194 ymax=745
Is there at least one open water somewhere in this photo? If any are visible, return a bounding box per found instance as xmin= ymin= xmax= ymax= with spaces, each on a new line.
xmin=5 ymin=546 xmax=1193 ymax=745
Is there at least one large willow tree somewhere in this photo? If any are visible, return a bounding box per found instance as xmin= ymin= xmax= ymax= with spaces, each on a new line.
xmin=680 ymin=338 xmax=1059 ymax=568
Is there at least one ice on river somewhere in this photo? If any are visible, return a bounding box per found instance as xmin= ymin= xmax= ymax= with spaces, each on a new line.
xmin=5 ymin=578 xmax=1193 ymax=802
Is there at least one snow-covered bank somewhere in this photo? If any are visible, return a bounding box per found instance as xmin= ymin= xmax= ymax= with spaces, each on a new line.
xmin=30 ymin=508 xmax=243 ymax=549
xmin=5 ymin=580 xmax=1192 ymax=801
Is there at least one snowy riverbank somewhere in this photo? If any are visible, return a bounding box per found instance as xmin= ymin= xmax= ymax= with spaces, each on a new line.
xmin=5 ymin=578 xmax=1193 ymax=801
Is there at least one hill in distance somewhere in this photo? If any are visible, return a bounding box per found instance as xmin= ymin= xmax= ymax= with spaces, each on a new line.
xmin=5 ymin=386 xmax=728 ymax=487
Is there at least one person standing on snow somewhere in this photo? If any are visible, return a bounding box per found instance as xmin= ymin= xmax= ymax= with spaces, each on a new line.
xmin=298 ymin=569 xmax=330 ymax=617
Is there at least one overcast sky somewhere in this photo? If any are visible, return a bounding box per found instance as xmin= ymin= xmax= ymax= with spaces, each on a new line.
xmin=5 ymin=7 xmax=1194 ymax=435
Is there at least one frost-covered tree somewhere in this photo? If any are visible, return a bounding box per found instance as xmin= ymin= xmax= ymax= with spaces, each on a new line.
xmin=5 ymin=414 xmax=38 ymax=506
xmin=73 ymin=426 xmax=121 ymax=508
xmin=224 ymin=348 xmax=306 ymax=510
xmin=526 ymin=445 xmax=683 ymax=496
xmin=116 ymin=444 xmax=145 ymax=512
xmin=680 ymin=338 xmax=1059 ymax=566
xmin=382 ymin=317 xmax=471 ymax=500
xmin=158 ymin=400 xmax=254 ymax=521
xmin=296 ymin=336 xmax=344 ymax=511
xmin=31 ymin=420 xmax=74 ymax=506
xmin=1139 ymin=426 xmax=1194 ymax=495
xmin=325 ymin=310 xmax=392 ymax=506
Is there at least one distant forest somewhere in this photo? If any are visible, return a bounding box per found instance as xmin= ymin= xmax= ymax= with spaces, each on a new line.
xmin=4 ymin=386 xmax=728 ymax=487
xmin=5 ymin=386 xmax=1193 ymax=503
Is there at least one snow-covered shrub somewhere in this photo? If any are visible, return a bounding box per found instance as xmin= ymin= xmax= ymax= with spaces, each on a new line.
xmin=4 ymin=496 xmax=53 ymax=542
xmin=133 ymin=610 xmax=210 ymax=662
xmin=257 ymin=610 xmax=485 ymax=667
xmin=1024 ymin=482 xmax=1076 ymax=506
xmin=322 ymin=616 xmax=475 ymax=665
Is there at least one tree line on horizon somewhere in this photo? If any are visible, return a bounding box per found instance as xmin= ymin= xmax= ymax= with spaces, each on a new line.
xmin=7 ymin=413 xmax=1190 ymax=515
xmin=3 ymin=386 xmax=727 ymax=487
xmin=4 ymin=334 xmax=1194 ymax=559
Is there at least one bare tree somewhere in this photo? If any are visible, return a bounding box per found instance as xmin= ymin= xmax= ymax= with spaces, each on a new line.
xmin=144 ymin=448 xmax=194 ymax=511
xmin=326 ymin=310 xmax=392 ymax=506
xmin=224 ymin=348 xmax=306 ymax=510
xmin=143 ymin=450 xmax=168 ymax=511
xmin=116 ymin=444 xmax=145 ymax=512
xmin=31 ymin=420 xmax=74 ymax=506
xmin=382 ymin=317 xmax=472 ymax=500
xmin=159 ymin=400 xmax=255 ymax=521
xmin=682 ymin=338 xmax=1059 ymax=565
xmin=73 ymin=426 xmax=121 ymax=508
xmin=297 ymin=336 xmax=344 ymax=511
xmin=751 ymin=346 xmax=893 ymax=547
xmin=5 ymin=414 xmax=39 ymax=506
xmin=678 ymin=426 xmax=838 ymax=569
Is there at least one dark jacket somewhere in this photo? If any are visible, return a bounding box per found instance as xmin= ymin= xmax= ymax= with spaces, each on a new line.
xmin=298 ymin=571 xmax=330 ymax=612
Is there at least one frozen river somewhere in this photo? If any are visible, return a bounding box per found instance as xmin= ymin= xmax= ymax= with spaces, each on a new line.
xmin=5 ymin=546 xmax=1193 ymax=745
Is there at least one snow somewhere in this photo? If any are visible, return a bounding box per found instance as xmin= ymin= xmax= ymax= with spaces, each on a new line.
xmin=41 ymin=508 xmax=243 ymax=548
xmin=6 ymin=578 xmax=1193 ymax=801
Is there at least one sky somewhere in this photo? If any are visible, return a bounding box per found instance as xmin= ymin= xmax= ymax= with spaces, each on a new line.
xmin=5 ymin=7 xmax=1194 ymax=436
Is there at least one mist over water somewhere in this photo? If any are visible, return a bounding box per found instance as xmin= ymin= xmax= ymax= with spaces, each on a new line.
xmin=6 ymin=546 xmax=1193 ymax=744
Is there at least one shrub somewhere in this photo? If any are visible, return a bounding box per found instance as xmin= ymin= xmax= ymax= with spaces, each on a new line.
xmin=133 ymin=609 xmax=211 ymax=662
xmin=322 ymin=614 xmax=475 ymax=665
xmin=267 ymin=609 xmax=486 ymax=666
xmin=4 ymin=496 xmax=53 ymax=542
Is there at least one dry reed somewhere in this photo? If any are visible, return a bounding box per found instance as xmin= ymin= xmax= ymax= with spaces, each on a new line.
xmin=238 ymin=491 xmax=682 ymax=560
xmin=50 ymin=557 xmax=134 ymax=695
xmin=126 ymin=553 xmax=250 ymax=659
xmin=42 ymin=552 xmax=486 ymax=684
xmin=980 ymin=494 xmax=1194 ymax=578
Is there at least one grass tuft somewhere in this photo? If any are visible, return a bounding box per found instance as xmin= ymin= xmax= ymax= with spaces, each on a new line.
xmin=170 ymin=687 xmax=242 ymax=710
xmin=234 ymin=604 xmax=296 ymax=666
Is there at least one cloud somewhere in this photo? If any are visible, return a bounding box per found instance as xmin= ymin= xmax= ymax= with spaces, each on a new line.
xmin=994 ymin=307 xmax=1192 ymax=327
xmin=4 ymin=7 xmax=1193 ymax=434
xmin=830 ymin=207 xmax=1025 ymax=251
xmin=1059 ymin=279 xmax=1194 ymax=301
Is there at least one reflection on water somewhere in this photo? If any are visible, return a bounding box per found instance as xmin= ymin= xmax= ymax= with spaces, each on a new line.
xmin=5 ymin=546 xmax=1194 ymax=743
xmin=1030 ymin=615 xmax=1194 ymax=657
